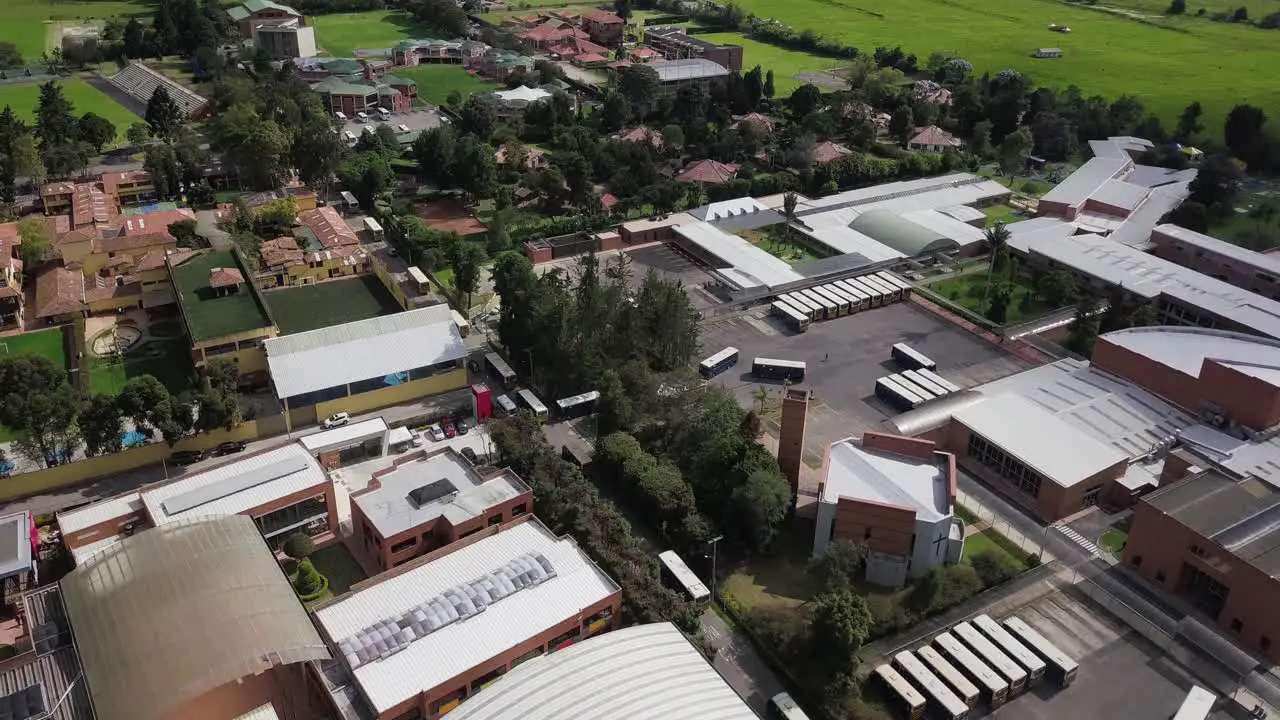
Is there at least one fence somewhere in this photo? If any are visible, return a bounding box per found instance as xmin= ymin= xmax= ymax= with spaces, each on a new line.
xmin=955 ymin=487 xmax=1049 ymax=559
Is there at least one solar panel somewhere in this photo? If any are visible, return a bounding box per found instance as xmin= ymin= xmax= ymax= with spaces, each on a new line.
xmin=162 ymin=455 xmax=312 ymax=516
xmin=0 ymin=684 xmax=46 ymax=720
xmin=338 ymin=552 xmax=558 ymax=671
xmin=407 ymin=479 xmax=457 ymax=508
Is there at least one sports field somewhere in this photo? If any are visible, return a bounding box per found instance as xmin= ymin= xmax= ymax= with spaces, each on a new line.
xmin=730 ymin=0 xmax=1280 ymax=130
xmin=0 ymin=77 xmax=138 ymax=140
xmin=0 ymin=0 xmax=152 ymax=59
xmin=265 ymin=275 xmax=402 ymax=335
xmin=395 ymin=64 xmax=498 ymax=105
xmin=0 ymin=328 xmax=67 ymax=369
xmin=312 ymin=11 xmax=438 ymax=57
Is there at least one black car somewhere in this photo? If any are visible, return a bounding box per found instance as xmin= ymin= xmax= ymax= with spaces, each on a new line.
xmin=455 ymin=418 xmax=470 ymax=435
xmin=467 ymin=359 xmax=481 ymax=374
xmin=215 ymin=440 xmax=247 ymax=455
xmin=460 ymin=447 xmax=479 ymax=464
xmin=170 ymin=450 xmax=205 ymax=466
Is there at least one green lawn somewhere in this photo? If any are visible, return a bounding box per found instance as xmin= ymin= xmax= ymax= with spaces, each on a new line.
xmin=311 ymin=11 xmax=439 ymax=58
xmin=0 ymin=77 xmax=139 ymax=144
xmin=964 ymin=529 xmax=1033 ymax=569
xmin=983 ymin=204 xmax=1024 ymax=227
xmin=729 ymin=0 xmax=1280 ymax=132
xmin=930 ymin=267 xmax=1055 ymax=324
xmin=0 ymin=0 xmax=152 ymax=59
xmin=0 ymin=327 xmax=67 ymax=369
xmin=85 ymin=338 xmax=198 ymax=396
xmin=395 ymin=64 xmax=498 ymax=106
xmin=172 ymin=250 xmax=275 ymax=342
xmin=741 ymin=227 xmax=820 ymax=264
xmin=310 ymin=543 xmax=367 ymax=597
xmin=1100 ymin=528 xmax=1128 ymax=556
xmin=265 ymin=275 xmax=403 ymax=335
xmin=697 ymin=33 xmax=845 ymax=94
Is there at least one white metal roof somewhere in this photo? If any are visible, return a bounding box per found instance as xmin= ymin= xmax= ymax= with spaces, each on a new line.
xmin=901 ymin=208 xmax=986 ymax=248
xmin=57 ymin=492 xmax=143 ymax=533
xmin=1039 ymin=157 xmax=1130 ymax=208
xmin=953 ymin=393 xmax=1128 ymax=486
xmin=822 ymin=438 xmax=950 ymax=521
xmin=352 ymin=449 xmax=528 ymax=537
xmin=1102 ymin=326 xmax=1280 ymax=384
xmin=651 ymin=58 xmax=729 ymax=82
xmin=939 ymin=205 xmax=986 ymax=223
xmin=313 ymin=519 xmax=619 ymax=714
xmin=796 ymin=173 xmax=997 ymax=212
xmin=1093 ymin=180 xmax=1150 ymax=211
xmin=673 ymin=222 xmax=803 ymax=290
xmin=795 ymin=210 xmax=905 ymax=262
xmin=141 ymin=444 xmax=328 ymax=525
xmin=686 ymin=197 xmax=772 ymax=222
xmin=1154 ymin=223 xmax=1280 ymax=275
xmin=265 ymin=305 xmax=466 ymax=399
xmin=299 ymin=418 xmax=389 ymax=454
xmin=446 ymin=622 xmax=757 ymax=720
xmin=69 ymin=533 xmax=125 ymax=566
xmin=234 ymin=704 xmax=281 ymax=720
xmin=493 ymin=86 xmax=551 ymax=103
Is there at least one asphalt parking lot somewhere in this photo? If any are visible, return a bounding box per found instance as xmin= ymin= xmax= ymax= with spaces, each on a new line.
xmin=624 ymin=244 xmax=723 ymax=311
xmin=699 ymin=300 xmax=1031 ymax=470
xmin=338 ymin=107 xmax=442 ymax=139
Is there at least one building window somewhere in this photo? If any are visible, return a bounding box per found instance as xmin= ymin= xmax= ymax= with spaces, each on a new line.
xmin=390 ymin=537 xmax=416 ymax=553
xmin=1131 ymin=555 xmax=1142 ymax=567
xmin=864 ymin=527 xmax=872 ymax=540
xmin=392 ymin=709 xmax=422 ymax=720
xmin=1231 ymin=618 xmax=1243 ymax=634
xmin=512 ymin=503 xmax=527 ymax=516
xmin=459 ymin=527 xmax=480 ymax=539
xmin=1183 ymin=564 xmax=1230 ymax=620
xmin=253 ymin=494 xmax=328 ymax=539
xmin=511 ymin=646 xmax=543 ymax=668
xmin=1081 ymin=485 xmax=1102 ymax=508
xmin=487 ymin=514 xmax=502 ymax=527
xmin=1155 ymin=570 xmax=1166 ymax=583
xmin=1188 ymin=543 xmax=1207 ymax=558
xmin=965 ymin=433 xmax=1045 ymax=498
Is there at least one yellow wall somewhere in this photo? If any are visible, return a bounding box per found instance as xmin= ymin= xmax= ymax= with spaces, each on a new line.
xmin=314 ymin=369 xmax=467 ymax=420
xmin=87 ymin=293 xmax=141 ymax=314
xmin=59 ymin=238 xmax=93 ymax=266
xmin=372 ymin=257 xmax=411 ymax=310
xmin=0 ymin=421 xmax=262 ymax=502
xmin=192 ymin=325 xmax=277 ymax=352
xmin=285 ymin=260 xmax=362 ymax=286
xmin=80 ymin=241 xmax=176 ymax=277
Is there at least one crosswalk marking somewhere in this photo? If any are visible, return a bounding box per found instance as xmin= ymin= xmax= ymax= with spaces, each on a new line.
xmin=1056 ymin=525 xmax=1102 ymax=557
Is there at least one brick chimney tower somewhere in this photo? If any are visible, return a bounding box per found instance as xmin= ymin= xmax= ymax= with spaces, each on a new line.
xmin=778 ymin=388 xmax=811 ymax=507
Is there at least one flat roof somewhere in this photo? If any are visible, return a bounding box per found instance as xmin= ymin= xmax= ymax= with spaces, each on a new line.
xmin=299 ymin=418 xmax=390 ymax=454
xmin=313 ymin=518 xmax=619 ymax=714
xmin=796 ymin=173 xmax=1007 ymax=214
xmin=57 ymin=493 xmax=142 ymax=534
xmin=353 ymin=449 xmax=528 ymax=537
xmin=651 ymin=58 xmax=730 ymax=82
xmin=446 ymin=623 xmax=757 ymax=720
xmin=673 ymin=222 xmax=803 ymax=290
xmin=620 ymin=212 xmax=696 ymax=234
xmin=69 ymin=534 xmax=125 ymax=566
xmin=0 ymin=512 xmax=30 ymax=579
xmin=954 ymin=393 xmax=1128 ymax=487
xmin=1155 ymin=223 xmax=1280 ymax=276
xmin=265 ymin=304 xmax=466 ymax=399
xmin=823 ymin=439 xmax=949 ymax=522
xmin=171 ymin=249 xmax=274 ymax=342
xmin=1102 ymin=326 xmax=1280 ymax=386
xmin=141 ymin=444 xmax=327 ymax=525
xmin=1093 ymin=179 xmax=1150 ymax=211
xmin=1146 ymin=472 xmax=1280 ymax=576
xmin=1039 ymin=157 xmax=1130 ymax=208
xmin=235 ymin=704 xmax=281 ymax=720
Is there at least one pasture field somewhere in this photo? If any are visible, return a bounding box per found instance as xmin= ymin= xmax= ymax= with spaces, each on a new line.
xmin=696 ymin=33 xmax=841 ymax=94
xmin=480 ymin=5 xmax=660 ymax=24
xmin=0 ymin=77 xmax=138 ymax=139
xmin=394 ymin=64 xmax=498 ymax=105
xmin=730 ymin=0 xmax=1280 ymax=130
xmin=311 ymin=10 xmax=437 ymax=57
xmin=0 ymin=0 xmax=152 ymax=59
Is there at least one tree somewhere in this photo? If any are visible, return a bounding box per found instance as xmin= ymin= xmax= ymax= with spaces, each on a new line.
xmin=451 ymin=242 xmax=488 ymax=310
xmin=0 ymin=106 xmax=20 ymax=211
xmin=77 ymin=112 xmax=116 ymax=153
xmin=788 ymin=84 xmax=822 ymax=118
xmin=807 ymin=539 xmax=867 ymax=594
xmin=617 ymin=65 xmax=660 ymax=117
xmin=337 ymin=151 xmax=394 ymax=211
xmin=10 ymin=132 xmax=41 ymax=186
xmin=1225 ymin=104 xmax=1267 ymax=160
xmin=282 ymin=532 xmax=315 ymax=560
xmin=1188 ymin=153 xmax=1243 ymax=209
xmin=969 ymin=119 xmax=994 ymax=159
xmin=1163 ymin=200 xmax=1210 ymax=233
xmin=0 ymin=355 xmax=81 ymax=467
xmin=743 ymin=65 xmax=764 ymax=110
xmin=763 ymin=69 xmax=775 ymax=99
xmin=998 ymin=126 xmax=1033 ymax=177
xmin=614 ymin=0 xmax=633 ymax=20
xmin=1231 ymin=5 xmax=1248 ymax=21
xmin=0 ymin=43 xmax=21 ymax=70
xmin=458 ymin=95 xmax=497 ymax=141
xmin=126 ymin=121 xmax=151 ymax=147
xmin=292 ymin=112 xmax=345 ymax=195
xmin=809 ymin=591 xmax=873 ymax=677
xmin=889 ymin=106 xmax=913 ymax=147
xmin=117 ymin=375 xmax=189 ymax=444
xmin=293 ymin=558 xmax=327 ymax=596
xmin=412 ymin=125 xmax=457 ymax=183
xmin=34 ymin=80 xmax=78 ymax=169
xmin=729 ymin=469 xmax=790 ymax=552
xmin=453 ymin=135 xmax=497 ymax=202
xmin=971 ymin=551 xmax=1022 ymax=587
xmin=122 ymin=18 xmax=147 ymax=59
xmin=1250 ymin=201 xmax=1278 ymax=248
xmin=1037 ymin=269 xmax=1078 ymax=307
xmin=983 ymin=222 xmax=1011 ymax=286
xmin=1065 ymin=297 xmax=1099 ymax=356
xmin=79 ymin=394 xmax=124 ymax=457
xmin=145 ymin=86 xmax=185 ymax=140
xmin=17 ymin=216 xmax=55 ymax=269
xmin=1166 ymin=0 xmax=1186 ymax=12
xmin=1176 ymin=101 xmax=1203 ymax=141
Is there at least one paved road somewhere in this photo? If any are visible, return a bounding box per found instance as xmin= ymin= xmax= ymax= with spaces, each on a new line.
xmin=700 ymin=608 xmax=783 ymax=717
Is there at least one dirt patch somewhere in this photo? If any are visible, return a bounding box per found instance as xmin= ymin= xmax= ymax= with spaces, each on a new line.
xmin=793 ymin=71 xmax=847 ymax=90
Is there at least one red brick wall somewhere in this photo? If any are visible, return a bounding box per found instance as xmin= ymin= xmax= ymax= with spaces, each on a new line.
xmin=862 ymin=432 xmax=936 ymax=460
xmin=524 ymin=243 xmax=553 ymax=265
xmin=1200 ymin=360 xmax=1280 ymax=430
xmin=834 ymin=498 xmax=915 ymax=556
xmin=61 ymin=510 xmax=151 ymax=550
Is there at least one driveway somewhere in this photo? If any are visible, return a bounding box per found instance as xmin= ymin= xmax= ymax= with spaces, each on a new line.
xmin=700 ymin=608 xmax=785 ymax=717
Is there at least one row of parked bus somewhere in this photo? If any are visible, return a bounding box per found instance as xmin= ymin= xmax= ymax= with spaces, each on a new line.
xmin=770 ymin=271 xmax=912 ymax=333
xmin=698 ymin=347 xmax=807 ymax=383
xmin=483 ymin=352 xmax=600 ymax=422
xmin=871 ymin=613 xmax=1079 ymax=719
xmin=874 ymin=343 xmax=963 ymax=411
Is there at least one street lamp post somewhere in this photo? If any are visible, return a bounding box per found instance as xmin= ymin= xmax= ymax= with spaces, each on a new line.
xmin=706 ymin=535 xmax=724 ymax=604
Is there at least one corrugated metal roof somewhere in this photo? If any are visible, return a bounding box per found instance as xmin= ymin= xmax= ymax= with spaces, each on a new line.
xmin=673 ymin=222 xmax=803 ymax=290
xmin=0 ymin=647 xmax=93 ymax=720
xmin=299 ymin=418 xmax=390 ymax=454
xmin=1039 ymin=157 xmax=1130 ymax=207
xmin=234 ymin=704 xmax=281 ymax=720
xmin=313 ymin=519 xmax=619 ymax=714
xmin=265 ymin=305 xmax=466 ymax=399
xmin=1102 ymin=326 xmax=1280 ymax=381
xmin=141 ymin=444 xmax=327 ymax=525
xmin=1154 ymin=222 xmax=1280 ymax=275
xmin=447 ymin=623 xmax=757 ymax=720
xmin=69 ymin=534 xmax=124 ymax=566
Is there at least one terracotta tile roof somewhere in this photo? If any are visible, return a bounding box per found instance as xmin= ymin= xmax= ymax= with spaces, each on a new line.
xmin=736 ymin=112 xmax=774 ymax=134
xmin=607 ymin=60 xmax=632 ymax=69
xmin=100 ymin=170 xmax=152 ymax=196
xmin=120 ymin=208 xmax=195 ymax=235
xmin=812 ymin=141 xmax=853 ymax=164
xmin=614 ymin=126 xmax=664 ymax=148
xmin=71 ymin=185 xmax=114 ymax=228
xmin=260 ymin=236 xmax=305 ymax=268
xmin=136 ymin=247 xmax=196 ymax=272
xmin=298 ymin=206 xmax=359 ymax=248
xmin=574 ymin=53 xmax=609 ymax=65
xmin=49 ymin=215 xmax=70 ymax=235
xmin=0 ymin=286 xmax=20 ymax=300
xmin=85 ymin=275 xmax=141 ymax=302
xmin=40 ymin=181 xmax=75 ymax=197
xmin=676 ymin=159 xmax=738 ymax=185
xmin=629 ymin=47 xmax=657 ymax=59
xmin=0 ymin=222 xmax=18 ymax=246
xmin=909 ymin=125 xmax=961 ymax=148
xmin=584 ymin=10 xmax=624 ymax=23
xmin=306 ymin=244 xmax=368 ymax=265
xmin=34 ymin=265 xmax=86 ymax=318
xmin=93 ymin=230 xmax=174 ymax=255
xmin=600 ymin=192 xmax=619 ymax=210
xmin=209 ymin=267 xmax=245 ymax=289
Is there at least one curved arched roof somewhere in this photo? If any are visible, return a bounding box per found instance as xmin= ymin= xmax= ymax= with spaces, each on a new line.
xmin=60 ymin=515 xmax=329 ymax=720
xmin=850 ymin=208 xmax=958 ymax=257
xmin=886 ymin=390 xmax=987 ymax=437
xmin=1101 ymin=326 xmax=1280 ymax=384
xmin=447 ymin=623 xmax=757 ymax=720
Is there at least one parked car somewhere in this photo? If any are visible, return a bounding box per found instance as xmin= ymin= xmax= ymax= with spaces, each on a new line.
xmin=455 ymin=418 xmax=470 ymax=435
xmin=443 ymin=420 xmax=457 ymax=438
xmin=170 ymin=450 xmax=205 ymax=466
xmin=460 ymin=447 xmax=479 ymax=464
xmin=322 ymin=412 xmax=350 ymax=429
xmin=215 ymin=440 xmax=247 ymax=456
xmin=427 ymin=424 xmax=445 ymax=442
xmin=410 ymin=429 xmax=424 ymax=447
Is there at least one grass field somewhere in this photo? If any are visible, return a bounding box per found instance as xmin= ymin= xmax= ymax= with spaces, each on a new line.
xmin=311 ymin=11 xmax=438 ymax=57
xmin=85 ymin=338 xmax=197 ymax=395
xmin=697 ymin=33 xmax=842 ymax=94
xmin=730 ymin=0 xmax=1280 ymax=131
xmin=930 ymin=266 xmax=1055 ymax=324
xmin=964 ymin=529 xmax=1033 ymax=569
xmin=0 ymin=328 xmax=67 ymax=369
xmin=395 ymin=64 xmax=498 ymax=105
xmin=0 ymin=77 xmax=138 ymax=141
xmin=0 ymin=0 xmax=152 ymax=59
xmin=265 ymin=275 xmax=403 ymax=335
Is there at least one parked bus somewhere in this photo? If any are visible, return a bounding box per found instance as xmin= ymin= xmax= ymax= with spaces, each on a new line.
xmin=699 ymin=346 xmax=739 ymax=378
xmin=918 ymin=368 xmax=962 ymax=394
xmin=833 ymin=280 xmax=870 ymax=312
xmin=798 ymin=289 xmax=837 ymax=320
xmin=772 ymin=300 xmax=811 ymax=333
xmin=876 ymin=376 xmax=926 ymax=412
xmin=515 ymin=388 xmax=549 ymax=422
xmin=821 ymin=284 xmax=857 ymax=315
xmin=973 ymin=614 xmax=1046 ymax=687
xmin=862 ymin=274 xmax=900 ymax=302
xmin=877 ymin=270 xmax=913 ymax=298
xmin=485 ymin=352 xmax=518 ymax=389
xmin=376 ymin=107 xmax=391 ymax=121
xmin=893 ymin=651 xmax=969 ymax=720
xmin=934 ymin=631 xmax=1009 ymax=708
xmin=1002 ymin=616 xmax=1079 ymax=688
xmin=555 ymin=390 xmax=600 ymax=419
xmin=891 ymin=373 xmax=937 ymax=403
xmin=657 ymin=550 xmax=710 ymax=604
xmin=1173 ymin=686 xmax=1216 ymax=720
xmin=871 ymin=664 xmax=926 ymax=720
xmin=916 ymin=645 xmax=981 ymax=709
xmin=767 ymin=693 xmax=811 ymax=720
xmin=752 ymin=358 xmax=806 ymax=383
xmin=356 ymin=111 xmax=369 ymax=122
xmin=781 ymin=292 xmax=821 ymax=321
xmin=903 ymin=369 xmax=952 ymax=398
xmin=812 ymin=286 xmax=849 ymax=316
xmin=846 ymin=276 xmax=884 ymax=306
xmin=891 ymin=343 xmax=937 ymax=371
xmin=953 ymin=621 xmax=1027 ymax=696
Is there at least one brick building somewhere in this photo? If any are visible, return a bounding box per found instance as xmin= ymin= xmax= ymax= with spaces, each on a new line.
xmin=643 ymin=27 xmax=743 ymax=72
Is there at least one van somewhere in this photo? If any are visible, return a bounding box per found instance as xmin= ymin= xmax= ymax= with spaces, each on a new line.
xmin=356 ymin=111 xmax=368 ymax=123
xmin=397 ymin=123 xmax=410 ymax=132
xmin=495 ymin=394 xmax=518 ymax=416
xmin=376 ymin=107 xmax=391 ymax=120
xmin=342 ymin=131 xmax=356 ymax=142
xmin=335 ymin=111 xmax=347 ymax=122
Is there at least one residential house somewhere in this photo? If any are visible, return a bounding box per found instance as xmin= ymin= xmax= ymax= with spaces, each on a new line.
xmin=494 ymin=143 xmax=548 ymax=170
xmin=735 ymin=112 xmax=773 ymax=135
xmin=911 ymin=80 xmax=953 ymax=106
xmin=492 ymin=86 xmax=553 ymax=118
xmin=392 ymin=38 xmax=489 ymax=67
xmin=612 ymin=126 xmax=664 ymax=150
xmin=627 ymin=46 xmax=658 ymax=63
xmin=515 ymin=20 xmax=587 ymax=50
xmin=40 ymin=171 xmax=155 ymax=226
xmin=643 ymin=27 xmax=743 ymax=72
xmin=170 ymin=248 xmax=278 ymax=381
xmin=298 ymin=206 xmax=360 ymax=250
xmin=812 ymin=141 xmax=853 ymax=165
xmin=676 ymin=159 xmax=738 ymax=185
xmin=100 ymin=170 xmax=155 ymax=207
xmin=582 ymin=10 xmax=625 ymax=45
xmin=548 ymin=36 xmax=609 ymax=62
xmin=33 ymin=265 xmax=86 ymax=324
xmin=0 ymin=223 xmax=23 ymax=328
xmin=258 ymin=234 xmax=371 ymax=289
xmin=474 ymin=50 xmax=535 ymax=82
xmin=908 ymin=125 xmax=962 ymax=152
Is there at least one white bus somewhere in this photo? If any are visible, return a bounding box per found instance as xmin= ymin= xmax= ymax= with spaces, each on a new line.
xmin=485 ymin=352 xmax=518 ymax=389
xmin=515 ymin=388 xmax=549 ymax=422
xmin=918 ymin=368 xmax=962 ymax=394
xmin=916 ymin=645 xmax=981 ymax=709
xmin=973 ymin=614 xmax=1046 ymax=687
xmin=772 ymin=300 xmax=811 ymax=333
xmin=1173 ymin=686 xmax=1216 ymax=720
xmin=876 ymin=376 xmax=926 ymax=412
xmin=872 ymin=664 xmax=926 ymax=719
xmin=903 ymin=369 xmax=952 ymax=398
xmin=767 ymin=692 xmax=811 ymax=720
xmin=953 ymin=621 xmax=1027 ymax=696
xmin=833 ymin=280 xmax=870 ymax=312
xmin=752 ymin=358 xmax=806 ymax=383
xmin=892 ymin=651 xmax=969 ymax=720
xmin=891 ymin=343 xmax=937 ymax=371
xmin=846 ymin=276 xmax=884 ymax=306
xmin=376 ymin=107 xmax=391 ymax=121
xmin=555 ymin=390 xmax=600 ymax=419
xmin=1002 ymin=616 xmax=1079 ymax=688
xmin=657 ymin=550 xmax=710 ymax=604
xmin=798 ymin=289 xmax=837 ymax=320
xmin=782 ymin=292 xmax=821 ymax=321
xmin=812 ymin=286 xmax=849 ymax=316
xmin=820 ymin=284 xmax=856 ymax=315
xmin=891 ymin=373 xmax=937 ymax=403
xmin=356 ymin=111 xmax=369 ymax=122
xmin=934 ymin=631 xmax=1009 ymax=708
xmin=877 ymin=270 xmax=913 ymax=297
xmin=699 ymin=346 xmax=739 ymax=378
xmin=862 ymin=274 xmax=900 ymax=302
xmin=494 ymin=394 xmax=518 ymax=416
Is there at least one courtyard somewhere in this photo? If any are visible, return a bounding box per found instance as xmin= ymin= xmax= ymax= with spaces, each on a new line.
xmin=82 ymin=310 xmax=195 ymax=395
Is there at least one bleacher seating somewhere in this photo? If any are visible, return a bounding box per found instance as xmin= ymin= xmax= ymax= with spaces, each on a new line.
xmin=108 ymin=62 xmax=209 ymax=117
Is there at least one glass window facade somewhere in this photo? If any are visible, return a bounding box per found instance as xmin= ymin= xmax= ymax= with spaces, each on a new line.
xmin=966 ymin=433 xmax=1045 ymax=498
xmin=255 ymin=495 xmax=328 ymax=539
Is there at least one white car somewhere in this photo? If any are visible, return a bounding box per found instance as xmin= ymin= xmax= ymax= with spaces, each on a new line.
xmin=409 ymin=429 xmax=424 ymax=447
xmin=322 ymin=412 xmax=350 ymax=429
xmin=427 ymin=424 xmax=445 ymax=442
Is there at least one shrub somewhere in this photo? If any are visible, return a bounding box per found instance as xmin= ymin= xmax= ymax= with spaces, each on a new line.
xmin=294 ymin=558 xmax=328 ymax=597
xmin=282 ymin=532 xmax=315 ymax=560
xmin=970 ymin=551 xmax=1023 ymax=588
